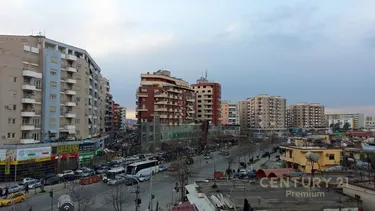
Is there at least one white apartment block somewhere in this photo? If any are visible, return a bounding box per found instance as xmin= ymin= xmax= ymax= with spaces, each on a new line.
xmin=248 ymin=94 xmax=287 ymax=132
xmin=0 ymin=35 xmax=108 ymax=144
xmin=326 ymin=113 xmax=365 ymax=129
xmin=287 ymin=103 xmax=326 ymax=128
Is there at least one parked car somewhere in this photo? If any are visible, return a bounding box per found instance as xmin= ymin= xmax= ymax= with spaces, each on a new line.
xmin=0 ymin=192 xmax=26 ymax=207
xmin=96 ymin=166 xmax=110 ymax=174
xmin=6 ymin=185 xmax=23 ymax=194
xmin=44 ymin=173 xmax=57 ymax=180
xmin=45 ymin=177 xmax=61 ymax=186
xmin=108 ymin=176 xmax=126 ymax=185
xmin=204 ymin=154 xmax=212 ymax=159
xmin=58 ymin=170 xmax=75 ymax=178
xmin=75 ymin=167 xmax=90 ymax=175
xmin=158 ymin=165 xmax=168 ymax=172
xmin=28 ymin=180 xmax=42 ymax=189
xmin=137 ymin=174 xmax=151 ymax=182
xmin=19 ymin=177 xmax=36 ymax=186
xmin=81 ymin=169 xmax=96 ymax=178
xmin=61 ymin=174 xmax=76 ymax=182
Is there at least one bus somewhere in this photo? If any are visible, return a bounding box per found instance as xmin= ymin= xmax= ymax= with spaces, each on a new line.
xmin=126 ymin=160 xmax=159 ymax=177
xmin=103 ymin=167 xmax=126 ymax=183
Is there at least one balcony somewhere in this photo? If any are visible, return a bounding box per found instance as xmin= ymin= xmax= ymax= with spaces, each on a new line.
xmin=21 ymin=124 xmax=35 ymax=130
xmin=22 ymin=97 xmax=36 ymax=104
xmin=168 ymin=88 xmax=182 ymax=94
xmin=187 ymin=98 xmax=195 ymax=102
xmin=136 ymin=107 xmax=148 ymax=112
xmin=65 ymin=78 xmax=76 ymax=84
xmin=66 ymin=54 xmax=77 ymax=61
xmin=23 ymin=70 xmax=42 ymax=78
xmin=65 ymin=113 xmax=76 ymax=118
xmin=66 ymin=67 xmax=77 ymax=73
xmin=65 ymin=90 xmax=76 ymax=95
xmin=65 ymin=125 xmax=76 ymax=130
xmin=20 ymin=139 xmax=39 ymax=144
xmin=280 ymin=155 xmax=293 ymax=162
xmin=136 ymin=92 xmax=148 ymax=98
xmin=65 ymin=102 xmax=76 ymax=107
xmin=22 ymin=83 xmax=36 ymax=91
xmin=155 ymin=108 xmax=168 ymax=112
xmin=21 ymin=111 xmax=35 ymax=117
xmin=89 ymin=85 xmax=93 ymax=89
xmin=61 ymin=53 xmax=66 ymax=59
xmin=155 ymin=101 xmax=168 ymax=105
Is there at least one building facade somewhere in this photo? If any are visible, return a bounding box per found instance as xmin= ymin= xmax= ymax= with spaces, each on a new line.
xmin=287 ymin=103 xmax=325 ymax=128
xmin=237 ymin=100 xmax=249 ymax=136
xmin=248 ymin=94 xmax=287 ymax=136
xmin=221 ymin=101 xmax=239 ymax=125
xmin=0 ymin=35 xmax=109 ymax=144
xmin=136 ymin=70 xmax=195 ymax=125
xmin=191 ymin=77 xmax=221 ymax=125
xmin=326 ymin=113 xmax=365 ymax=129
xmin=365 ymin=116 xmax=375 ymax=129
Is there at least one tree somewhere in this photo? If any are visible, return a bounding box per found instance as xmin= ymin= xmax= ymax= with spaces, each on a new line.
xmin=105 ymin=185 xmax=131 ymax=211
xmin=343 ymin=122 xmax=351 ymax=131
xmin=69 ymin=184 xmax=95 ymax=211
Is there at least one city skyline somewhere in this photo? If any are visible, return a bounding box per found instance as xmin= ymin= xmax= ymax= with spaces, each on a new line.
xmin=3 ymin=0 xmax=375 ymax=119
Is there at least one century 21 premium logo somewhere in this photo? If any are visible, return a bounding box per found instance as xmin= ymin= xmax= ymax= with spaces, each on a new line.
xmin=260 ymin=177 xmax=349 ymax=189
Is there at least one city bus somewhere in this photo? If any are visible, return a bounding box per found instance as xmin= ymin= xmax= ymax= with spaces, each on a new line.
xmin=126 ymin=160 xmax=159 ymax=177
xmin=103 ymin=167 xmax=126 ymax=183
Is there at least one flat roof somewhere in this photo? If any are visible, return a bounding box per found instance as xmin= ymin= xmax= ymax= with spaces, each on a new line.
xmin=193 ymin=180 xmax=360 ymax=211
xmin=280 ymin=145 xmax=342 ymax=150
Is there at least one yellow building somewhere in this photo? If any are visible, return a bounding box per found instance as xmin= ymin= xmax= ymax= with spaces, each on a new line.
xmin=280 ymin=146 xmax=342 ymax=173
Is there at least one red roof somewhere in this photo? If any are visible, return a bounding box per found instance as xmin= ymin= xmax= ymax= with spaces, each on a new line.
xmin=345 ymin=131 xmax=372 ymax=137
xmin=256 ymin=168 xmax=295 ymax=178
xmin=169 ymin=203 xmax=196 ymax=211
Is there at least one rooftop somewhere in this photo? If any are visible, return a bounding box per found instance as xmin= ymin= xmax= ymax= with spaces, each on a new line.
xmin=191 ymin=180 xmax=361 ymax=211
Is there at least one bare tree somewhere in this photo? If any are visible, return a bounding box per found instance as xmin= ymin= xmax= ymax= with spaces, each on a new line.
xmin=69 ymin=184 xmax=95 ymax=211
xmin=105 ymin=185 xmax=131 ymax=211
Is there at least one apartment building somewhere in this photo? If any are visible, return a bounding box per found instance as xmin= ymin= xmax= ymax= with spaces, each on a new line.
xmin=100 ymin=77 xmax=113 ymax=133
xmin=191 ymin=77 xmax=221 ymax=125
xmin=0 ymin=35 xmax=105 ymax=144
xmin=237 ymin=100 xmax=249 ymax=135
xmin=326 ymin=113 xmax=365 ymax=129
xmin=287 ymin=103 xmax=325 ymax=128
xmin=365 ymin=116 xmax=375 ymax=129
xmin=221 ymin=101 xmax=239 ymax=125
xmin=120 ymin=106 xmax=127 ymax=129
xmin=136 ymin=70 xmax=195 ymax=125
xmin=248 ymin=94 xmax=287 ymax=135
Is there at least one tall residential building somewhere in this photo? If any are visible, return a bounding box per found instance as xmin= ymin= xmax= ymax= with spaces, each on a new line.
xmin=221 ymin=101 xmax=239 ymax=125
xmin=100 ymin=77 xmax=113 ymax=133
xmin=191 ymin=76 xmax=221 ymax=125
xmin=238 ymin=100 xmax=249 ymax=135
xmin=136 ymin=70 xmax=195 ymax=125
xmin=248 ymin=94 xmax=287 ymax=134
xmin=287 ymin=103 xmax=325 ymax=128
xmin=365 ymin=116 xmax=375 ymax=129
xmin=120 ymin=106 xmax=127 ymax=129
xmin=0 ymin=35 xmax=104 ymax=144
xmin=326 ymin=113 xmax=365 ymax=129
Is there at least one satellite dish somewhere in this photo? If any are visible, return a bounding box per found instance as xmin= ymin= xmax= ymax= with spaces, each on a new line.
xmin=305 ymin=151 xmax=320 ymax=162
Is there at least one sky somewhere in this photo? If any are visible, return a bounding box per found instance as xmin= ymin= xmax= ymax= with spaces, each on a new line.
xmin=2 ymin=0 xmax=375 ymax=119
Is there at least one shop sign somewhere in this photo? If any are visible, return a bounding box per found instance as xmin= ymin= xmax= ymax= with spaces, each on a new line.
xmin=0 ymin=149 xmax=16 ymax=165
xmin=57 ymin=144 xmax=79 ymax=155
xmin=79 ymin=152 xmax=94 ymax=159
xmin=16 ymin=147 xmax=51 ymax=161
xmin=79 ymin=143 xmax=95 ymax=152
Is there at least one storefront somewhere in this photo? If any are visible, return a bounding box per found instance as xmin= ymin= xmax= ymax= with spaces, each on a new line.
xmin=78 ymin=152 xmax=95 ymax=167
xmin=51 ymin=144 xmax=79 ymax=172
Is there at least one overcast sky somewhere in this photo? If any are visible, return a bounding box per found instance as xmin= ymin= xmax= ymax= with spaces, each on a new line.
xmin=2 ymin=0 xmax=375 ymax=119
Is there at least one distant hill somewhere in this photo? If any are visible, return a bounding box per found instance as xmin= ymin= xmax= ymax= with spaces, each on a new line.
xmin=126 ymin=119 xmax=137 ymax=125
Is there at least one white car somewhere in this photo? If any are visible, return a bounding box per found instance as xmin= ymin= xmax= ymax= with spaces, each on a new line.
xmin=19 ymin=177 xmax=36 ymax=185
xmin=75 ymin=167 xmax=90 ymax=175
xmin=57 ymin=170 xmax=75 ymax=178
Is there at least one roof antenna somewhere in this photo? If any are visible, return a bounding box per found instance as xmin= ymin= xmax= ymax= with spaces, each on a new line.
xmin=205 ymin=69 xmax=208 ymax=80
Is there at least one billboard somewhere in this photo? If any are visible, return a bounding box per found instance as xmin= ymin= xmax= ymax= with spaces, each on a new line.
xmin=0 ymin=149 xmax=16 ymax=162
xmin=56 ymin=144 xmax=79 ymax=155
xmin=16 ymin=147 xmax=51 ymax=161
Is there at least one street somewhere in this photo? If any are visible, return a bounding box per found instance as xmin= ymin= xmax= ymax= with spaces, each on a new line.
xmin=0 ymin=144 xmax=273 ymax=211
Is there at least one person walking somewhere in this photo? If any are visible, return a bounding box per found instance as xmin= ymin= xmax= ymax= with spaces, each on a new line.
xmin=24 ymin=183 xmax=29 ymax=194
xmin=4 ymin=187 xmax=9 ymax=198
xmin=0 ymin=187 xmax=3 ymax=198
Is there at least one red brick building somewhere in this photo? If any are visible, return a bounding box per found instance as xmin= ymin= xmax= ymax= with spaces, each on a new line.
xmin=191 ymin=77 xmax=221 ymax=125
xmin=136 ymin=70 xmax=195 ymax=125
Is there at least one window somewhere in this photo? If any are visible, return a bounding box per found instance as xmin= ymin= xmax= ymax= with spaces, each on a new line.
xmin=12 ymin=119 xmax=15 ymax=124
xmin=50 ymin=81 xmax=57 ymax=88
xmin=49 ymin=94 xmax=56 ymax=100
xmin=75 ymin=119 xmax=80 ymax=124
xmin=49 ymin=106 xmax=56 ymax=113
xmin=13 ymin=77 xmax=17 ymax=82
xmin=50 ymin=69 xmax=57 ymax=76
xmin=51 ymin=56 xmax=57 ymax=63
xmin=7 ymin=133 xmax=11 ymax=138
xmin=49 ymin=118 xmax=56 ymax=126
xmin=8 ymin=118 xmax=11 ymax=124
xmin=329 ymin=154 xmax=335 ymax=160
xmin=13 ymin=105 xmax=16 ymax=110
xmin=12 ymin=133 xmax=15 ymax=138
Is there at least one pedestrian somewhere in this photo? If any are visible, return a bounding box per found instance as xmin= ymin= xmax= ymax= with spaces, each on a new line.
xmin=4 ymin=187 xmax=9 ymax=197
xmin=0 ymin=187 xmax=2 ymax=198
xmin=25 ymin=183 xmax=29 ymax=193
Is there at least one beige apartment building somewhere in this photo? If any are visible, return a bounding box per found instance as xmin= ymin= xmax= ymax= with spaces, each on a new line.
xmin=221 ymin=101 xmax=239 ymax=125
xmin=0 ymin=35 xmax=108 ymax=144
xmin=287 ymin=103 xmax=326 ymax=128
xmin=248 ymin=94 xmax=287 ymax=136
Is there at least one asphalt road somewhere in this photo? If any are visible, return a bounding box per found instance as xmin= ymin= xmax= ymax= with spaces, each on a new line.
xmin=1 ymin=144 xmax=273 ymax=211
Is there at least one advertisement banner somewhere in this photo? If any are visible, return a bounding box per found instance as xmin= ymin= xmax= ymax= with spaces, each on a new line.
xmin=57 ymin=144 xmax=79 ymax=155
xmin=0 ymin=149 xmax=16 ymax=165
xmin=16 ymin=147 xmax=51 ymax=161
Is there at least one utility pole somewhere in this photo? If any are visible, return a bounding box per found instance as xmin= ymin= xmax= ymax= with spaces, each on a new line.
xmin=150 ymin=171 xmax=153 ymax=211
xmin=132 ymin=182 xmax=144 ymax=211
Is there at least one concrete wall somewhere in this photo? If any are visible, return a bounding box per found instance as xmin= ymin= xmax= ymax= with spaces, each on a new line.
xmin=343 ymin=184 xmax=375 ymax=211
xmin=42 ymin=48 xmax=62 ymax=141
